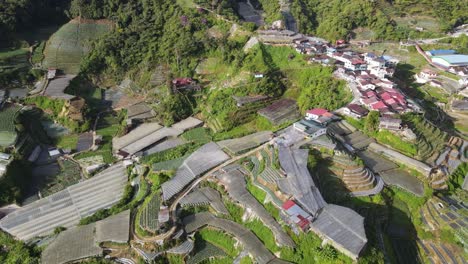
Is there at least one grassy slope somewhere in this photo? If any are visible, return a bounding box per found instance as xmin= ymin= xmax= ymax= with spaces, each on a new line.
xmin=43 ymin=20 xmax=110 ymax=73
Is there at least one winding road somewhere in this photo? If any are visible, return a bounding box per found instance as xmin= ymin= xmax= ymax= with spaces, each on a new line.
xmin=131 ymin=141 xmax=274 ymax=243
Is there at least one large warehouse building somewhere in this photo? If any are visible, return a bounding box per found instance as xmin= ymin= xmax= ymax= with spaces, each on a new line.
xmin=432 ymin=55 xmax=468 ymax=68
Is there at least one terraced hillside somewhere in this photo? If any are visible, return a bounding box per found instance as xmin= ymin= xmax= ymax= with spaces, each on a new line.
xmin=404 ymin=115 xmax=448 ymax=164
xmin=43 ymin=18 xmax=111 ymax=73
xmin=0 ymin=105 xmax=21 ymax=147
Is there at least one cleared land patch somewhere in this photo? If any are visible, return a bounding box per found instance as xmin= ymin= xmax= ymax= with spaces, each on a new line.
xmin=43 ymin=19 xmax=111 ymax=73
xmin=0 ymin=105 xmax=21 ymax=147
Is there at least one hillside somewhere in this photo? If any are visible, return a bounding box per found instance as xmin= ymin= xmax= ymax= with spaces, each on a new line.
xmin=289 ymin=0 xmax=467 ymax=41
xmin=43 ymin=18 xmax=112 ymax=74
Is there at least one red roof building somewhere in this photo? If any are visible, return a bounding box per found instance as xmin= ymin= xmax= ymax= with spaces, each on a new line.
xmin=172 ymin=77 xmax=193 ymax=87
xmin=306 ymin=108 xmax=328 ymax=116
xmin=282 ymin=200 xmax=296 ymax=210
xmin=371 ymin=101 xmax=388 ymax=110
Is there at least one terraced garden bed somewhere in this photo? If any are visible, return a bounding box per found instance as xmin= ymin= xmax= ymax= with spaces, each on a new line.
xmin=138 ymin=193 xmax=161 ymax=233
xmin=0 ymin=105 xmax=21 ymax=147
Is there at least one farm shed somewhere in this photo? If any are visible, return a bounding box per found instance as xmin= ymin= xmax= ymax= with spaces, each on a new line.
xmin=76 ymin=132 xmax=94 ymax=152
xmin=183 ymin=212 xmax=281 ymax=264
xmin=43 ymin=74 xmax=76 ymax=100
xmin=113 ymin=122 xmax=163 ymax=151
xmin=0 ymin=163 xmax=127 ymax=240
xmin=140 ymin=138 xmax=186 ymax=156
xmin=171 ymin=117 xmax=204 ymax=132
xmin=452 ymin=100 xmax=468 ymax=111
xmin=215 ymin=165 xmax=295 ymax=247
xmin=126 ymin=102 xmax=156 ymax=121
xmin=95 ymin=210 xmax=130 ymax=243
xmin=311 ymin=204 xmax=367 ymax=260
xmin=278 ymin=146 xmax=326 ymax=216
xmin=258 ymin=99 xmax=300 ymax=125
xmin=161 ymin=142 xmax=229 ymax=201
xmin=166 ymin=239 xmax=195 ymax=255
xmin=368 ymin=143 xmax=432 ymax=177
xmin=179 ymin=187 xmax=228 ymax=214
xmin=41 ymin=224 xmax=102 ymax=264
xmin=42 ymin=210 xmax=130 ymax=264
xmin=232 ymin=95 xmax=269 ymax=107
xmin=120 ymin=127 xmax=182 ymax=156
xmin=217 ymin=131 xmax=273 ymax=154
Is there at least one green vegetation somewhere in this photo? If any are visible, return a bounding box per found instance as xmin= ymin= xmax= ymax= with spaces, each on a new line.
xmin=75 ymin=110 xmax=125 ymax=163
xmin=245 ymin=219 xmax=279 ymax=252
xmin=0 ymin=105 xmax=21 ymax=147
xmin=402 ymin=113 xmax=448 ymax=161
xmin=182 ymin=127 xmax=212 ymax=144
xmin=142 ymin=143 xmax=201 ymax=165
xmin=40 ymin=159 xmax=82 ymax=197
xmin=280 ymin=232 xmax=353 ymax=264
xmin=0 ymin=160 xmax=33 ymax=206
xmin=446 ymin=162 xmax=468 ymax=192
xmin=23 ymin=96 xmax=64 ymax=116
xmin=294 ymin=66 xmax=351 ymax=112
xmin=152 ymin=156 xmax=189 ymax=172
xmin=364 ymin=111 xmax=380 ymax=133
xmin=251 ymin=0 xmax=282 ymax=23
xmin=56 ymin=134 xmax=78 ymax=149
xmin=79 ymin=182 xmax=134 ymax=225
xmin=374 ymin=130 xmax=418 ymax=157
xmin=137 ymin=192 xmax=161 ymax=235
xmin=438 ymin=34 xmax=468 ymax=53
xmin=290 ymin=0 xmax=467 ymax=41
xmin=0 ymin=231 xmax=40 ymax=264
xmin=31 ymin=41 xmax=46 ymax=64
xmin=198 ymin=228 xmax=240 ymax=257
xmin=43 ymin=20 xmax=111 ymax=73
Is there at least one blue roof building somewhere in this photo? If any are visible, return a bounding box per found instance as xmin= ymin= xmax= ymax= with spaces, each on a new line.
xmin=425 ymin=49 xmax=456 ymax=57
xmin=432 ymin=55 xmax=468 ymax=67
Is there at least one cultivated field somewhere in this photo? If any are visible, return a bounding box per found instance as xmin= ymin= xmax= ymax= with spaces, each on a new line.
xmin=0 ymin=105 xmax=21 ymax=147
xmin=43 ymin=19 xmax=111 ymax=73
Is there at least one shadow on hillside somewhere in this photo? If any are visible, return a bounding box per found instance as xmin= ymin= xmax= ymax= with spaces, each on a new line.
xmin=311 ymin=150 xmax=422 ymax=263
xmin=328 ymin=183 xmax=422 ymax=263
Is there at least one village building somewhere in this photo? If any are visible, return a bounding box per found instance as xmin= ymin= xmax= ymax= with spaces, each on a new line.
xmin=172 ymin=77 xmax=200 ymax=92
xmin=47 ymin=68 xmax=57 ymax=79
xmin=305 ymin=108 xmax=338 ymax=125
xmin=452 ymin=100 xmax=468 ymax=112
xmin=415 ymin=69 xmax=438 ymax=83
xmin=429 ymin=80 xmax=443 ymax=88
xmin=432 ymin=55 xmax=468 ymax=68
xmin=425 ymin=49 xmax=457 ymax=57
xmin=282 ymin=200 xmax=312 ymax=231
xmin=293 ymin=119 xmax=328 ymax=139
xmin=344 ymin=104 xmax=369 ymax=119
xmin=379 ymin=117 xmax=402 ymax=131
xmin=450 ymin=66 xmax=468 ymax=76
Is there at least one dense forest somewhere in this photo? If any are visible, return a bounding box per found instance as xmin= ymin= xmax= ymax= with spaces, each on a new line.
xmin=290 ymin=0 xmax=468 ymax=41
xmin=0 ymin=0 xmax=69 ymax=47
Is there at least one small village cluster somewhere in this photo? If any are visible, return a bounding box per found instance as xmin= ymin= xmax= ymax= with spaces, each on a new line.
xmin=294 ymin=37 xmax=427 ymax=118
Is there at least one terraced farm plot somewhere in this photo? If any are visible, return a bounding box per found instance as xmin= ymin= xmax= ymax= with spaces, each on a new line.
xmin=43 ymin=19 xmax=111 ymax=73
xmin=39 ymin=159 xmax=82 ymax=197
xmin=404 ymin=115 xmax=448 ymax=164
xmin=0 ymin=105 xmax=21 ymax=147
xmin=187 ymin=242 xmax=227 ymax=264
xmin=182 ymin=127 xmax=212 ymax=144
xmin=0 ymin=48 xmax=29 ymax=77
xmin=138 ymin=193 xmax=161 ymax=233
